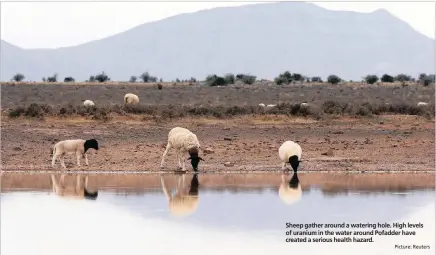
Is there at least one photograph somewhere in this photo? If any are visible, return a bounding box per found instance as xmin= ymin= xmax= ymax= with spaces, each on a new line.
xmin=1 ymin=1 xmax=435 ymax=255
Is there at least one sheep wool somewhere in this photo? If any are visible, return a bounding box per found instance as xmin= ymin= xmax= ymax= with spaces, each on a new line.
xmin=417 ymin=102 xmax=428 ymax=106
xmin=83 ymin=100 xmax=95 ymax=106
xmin=51 ymin=139 xmax=99 ymax=169
xmin=124 ymin=93 xmax=139 ymax=104
xmin=278 ymin=140 xmax=302 ymax=171
xmin=160 ymin=127 xmax=203 ymax=171
xmin=258 ymin=103 xmax=266 ymax=107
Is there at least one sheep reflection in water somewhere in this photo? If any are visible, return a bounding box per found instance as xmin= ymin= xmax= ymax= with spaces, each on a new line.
xmin=278 ymin=172 xmax=302 ymax=205
xmin=160 ymin=174 xmax=200 ymax=217
xmin=50 ymin=174 xmax=98 ymax=200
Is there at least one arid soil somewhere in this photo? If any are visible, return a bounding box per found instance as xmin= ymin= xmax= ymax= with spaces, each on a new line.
xmin=1 ymin=114 xmax=434 ymax=172
xmin=1 ymin=172 xmax=434 ymax=194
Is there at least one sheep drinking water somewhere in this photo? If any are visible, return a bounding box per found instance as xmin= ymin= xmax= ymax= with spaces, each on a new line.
xmin=160 ymin=127 xmax=203 ymax=171
xmin=51 ymin=139 xmax=99 ymax=169
xmin=278 ymin=140 xmax=302 ymax=172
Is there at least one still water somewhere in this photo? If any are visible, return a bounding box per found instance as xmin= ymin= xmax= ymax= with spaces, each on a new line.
xmin=1 ymin=172 xmax=435 ymax=255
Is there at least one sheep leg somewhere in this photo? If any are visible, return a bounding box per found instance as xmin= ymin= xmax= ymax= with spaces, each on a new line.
xmin=60 ymin=154 xmax=67 ymax=169
xmin=51 ymin=154 xmax=59 ymax=168
xmin=176 ymin=151 xmax=182 ymax=170
xmin=85 ymin=175 xmax=89 ymax=189
xmin=160 ymin=143 xmax=171 ymax=168
xmin=281 ymin=162 xmax=287 ymax=171
xmin=84 ymin=153 xmax=89 ymax=166
xmin=51 ymin=174 xmax=58 ymax=193
xmin=76 ymin=174 xmax=82 ymax=193
xmin=76 ymin=153 xmax=81 ymax=167
xmin=60 ymin=174 xmax=66 ymax=189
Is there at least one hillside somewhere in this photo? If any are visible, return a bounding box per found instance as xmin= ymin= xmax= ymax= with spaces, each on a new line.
xmin=0 ymin=2 xmax=434 ymax=81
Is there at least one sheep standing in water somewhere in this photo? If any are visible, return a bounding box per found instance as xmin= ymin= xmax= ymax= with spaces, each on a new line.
xmin=124 ymin=93 xmax=139 ymax=105
xmin=51 ymin=139 xmax=99 ymax=169
xmin=160 ymin=127 xmax=204 ymax=172
xmin=51 ymin=174 xmax=98 ymax=200
xmin=160 ymin=174 xmax=200 ymax=217
xmin=278 ymin=172 xmax=302 ymax=205
xmin=278 ymin=140 xmax=302 ymax=172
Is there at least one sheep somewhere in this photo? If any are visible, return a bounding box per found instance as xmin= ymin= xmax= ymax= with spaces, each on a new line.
xmin=279 ymin=172 xmax=302 ymax=205
xmin=300 ymin=102 xmax=309 ymax=107
xmin=51 ymin=139 xmax=99 ymax=169
xmin=160 ymin=127 xmax=204 ymax=172
xmin=258 ymin=103 xmax=266 ymax=107
xmin=266 ymin=104 xmax=276 ymax=108
xmin=278 ymin=140 xmax=302 ymax=172
xmin=51 ymin=174 xmax=98 ymax=200
xmin=160 ymin=174 xmax=199 ymax=217
xmin=124 ymin=93 xmax=139 ymax=105
xmin=417 ymin=102 xmax=429 ymax=106
xmin=83 ymin=100 xmax=95 ymax=106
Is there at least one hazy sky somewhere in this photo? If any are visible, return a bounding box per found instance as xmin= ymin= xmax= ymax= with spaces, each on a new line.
xmin=1 ymin=1 xmax=435 ymax=49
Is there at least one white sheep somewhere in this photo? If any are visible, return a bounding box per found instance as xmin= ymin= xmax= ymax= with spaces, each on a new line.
xmin=51 ymin=139 xmax=99 ymax=169
xmin=83 ymin=100 xmax=95 ymax=106
xmin=278 ymin=140 xmax=302 ymax=172
xmin=266 ymin=104 xmax=276 ymax=108
xmin=160 ymin=174 xmax=199 ymax=217
xmin=51 ymin=174 xmax=98 ymax=200
xmin=417 ymin=102 xmax=429 ymax=106
xmin=124 ymin=93 xmax=139 ymax=105
xmin=160 ymin=127 xmax=204 ymax=171
xmin=300 ymin=102 xmax=309 ymax=107
xmin=278 ymin=172 xmax=302 ymax=205
xmin=258 ymin=103 xmax=266 ymax=107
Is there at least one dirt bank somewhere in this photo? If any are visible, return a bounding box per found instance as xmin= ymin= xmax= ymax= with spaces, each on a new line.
xmin=1 ymin=114 xmax=434 ymax=172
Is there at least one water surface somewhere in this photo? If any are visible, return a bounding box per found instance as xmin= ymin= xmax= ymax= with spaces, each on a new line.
xmin=1 ymin=172 xmax=435 ymax=255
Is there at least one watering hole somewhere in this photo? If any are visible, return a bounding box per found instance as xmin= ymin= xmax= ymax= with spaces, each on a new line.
xmin=1 ymin=172 xmax=435 ymax=255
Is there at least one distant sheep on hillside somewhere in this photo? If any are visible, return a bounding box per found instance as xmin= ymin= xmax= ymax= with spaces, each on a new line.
xmin=124 ymin=93 xmax=139 ymax=105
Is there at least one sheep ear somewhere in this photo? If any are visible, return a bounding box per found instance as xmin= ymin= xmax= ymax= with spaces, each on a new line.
xmin=187 ymin=157 xmax=192 ymax=160
xmin=199 ymin=157 xmax=204 ymax=161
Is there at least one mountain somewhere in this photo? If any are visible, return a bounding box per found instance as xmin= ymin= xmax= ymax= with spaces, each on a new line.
xmin=1 ymin=2 xmax=434 ymax=82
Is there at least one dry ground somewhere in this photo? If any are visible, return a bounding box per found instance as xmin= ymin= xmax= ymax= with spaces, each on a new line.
xmin=1 ymin=82 xmax=434 ymax=108
xmin=1 ymin=115 xmax=434 ymax=172
xmin=1 ymin=83 xmax=434 ymax=172
xmin=1 ymin=172 xmax=434 ymax=194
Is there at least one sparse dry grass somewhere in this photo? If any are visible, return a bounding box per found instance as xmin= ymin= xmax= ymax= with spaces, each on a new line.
xmin=1 ymin=82 xmax=434 ymax=121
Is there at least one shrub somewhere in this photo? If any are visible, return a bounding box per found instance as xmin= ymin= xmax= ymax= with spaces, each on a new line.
xmin=95 ymin=72 xmax=110 ymax=82
xmin=364 ymin=75 xmax=379 ymax=84
xmin=139 ymin=72 xmax=157 ymax=83
xmin=129 ymin=76 xmax=137 ymax=83
xmin=205 ymin=74 xmax=227 ymax=86
xmin=274 ymin=71 xmax=293 ymax=85
xmin=311 ymin=76 xmax=323 ymax=82
xmin=327 ymin=75 xmax=341 ymax=84
xmin=12 ymin=73 xmax=25 ymax=82
xmin=235 ymin=73 xmax=256 ymax=85
xmin=380 ymin=74 xmax=394 ymax=83
xmin=47 ymin=73 xmax=58 ymax=82
xmin=64 ymin=76 xmax=75 ymax=82
xmin=88 ymin=75 xmax=96 ymax=82
xmin=394 ymin=74 xmax=412 ymax=82
xmin=224 ymin=74 xmax=235 ymax=85
xmin=418 ymin=73 xmax=435 ymax=87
